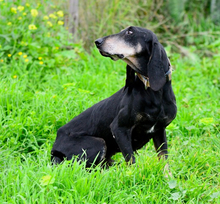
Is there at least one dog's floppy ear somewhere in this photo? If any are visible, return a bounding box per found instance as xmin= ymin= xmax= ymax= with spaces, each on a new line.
xmin=147 ymin=39 xmax=169 ymax=91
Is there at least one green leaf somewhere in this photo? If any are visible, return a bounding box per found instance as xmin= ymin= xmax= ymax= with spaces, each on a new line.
xmin=2 ymin=45 xmax=12 ymax=51
xmin=199 ymin=117 xmax=214 ymax=125
xmin=78 ymin=88 xmax=91 ymax=94
xmin=62 ymin=82 xmax=76 ymax=88
xmin=170 ymin=192 xmax=181 ymax=201
xmin=168 ymin=180 xmax=177 ymax=189
xmin=40 ymin=175 xmax=55 ymax=186
xmin=0 ymin=34 xmax=11 ymax=42
xmin=210 ymin=191 xmax=220 ymax=199
xmin=185 ymin=126 xmax=196 ymax=131
xmin=167 ymin=123 xmax=179 ymax=130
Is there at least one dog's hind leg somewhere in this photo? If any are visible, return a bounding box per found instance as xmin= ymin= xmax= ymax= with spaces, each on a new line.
xmin=51 ymin=135 xmax=107 ymax=167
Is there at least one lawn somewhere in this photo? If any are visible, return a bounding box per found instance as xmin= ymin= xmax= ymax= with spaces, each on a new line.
xmin=0 ymin=1 xmax=220 ymax=203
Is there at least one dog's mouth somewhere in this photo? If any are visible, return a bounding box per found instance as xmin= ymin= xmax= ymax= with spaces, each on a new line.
xmin=99 ymin=50 xmax=146 ymax=76
xmin=99 ymin=50 xmax=124 ymax=61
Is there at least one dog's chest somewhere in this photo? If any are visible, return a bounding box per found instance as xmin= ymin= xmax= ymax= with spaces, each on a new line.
xmin=146 ymin=123 xmax=156 ymax=133
xmin=133 ymin=111 xmax=168 ymax=135
xmin=132 ymin=113 xmax=155 ymax=136
xmin=129 ymin=114 xmax=158 ymax=150
xmin=131 ymin=122 xmax=156 ymax=150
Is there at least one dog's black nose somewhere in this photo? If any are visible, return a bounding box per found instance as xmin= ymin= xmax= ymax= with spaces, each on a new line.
xmin=95 ymin=38 xmax=103 ymax=47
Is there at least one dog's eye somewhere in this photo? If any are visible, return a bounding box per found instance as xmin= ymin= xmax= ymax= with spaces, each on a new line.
xmin=126 ymin=30 xmax=133 ymax=35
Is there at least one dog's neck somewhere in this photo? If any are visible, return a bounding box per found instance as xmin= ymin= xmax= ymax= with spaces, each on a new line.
xmin=137 ymin=58 xmax=172 ymax=90
xmin=137 ymin=69 xmax=172 ymax=90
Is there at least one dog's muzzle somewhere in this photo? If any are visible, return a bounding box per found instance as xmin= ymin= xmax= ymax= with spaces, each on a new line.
xmin=95 ymin=39 xmax=124 ymax=61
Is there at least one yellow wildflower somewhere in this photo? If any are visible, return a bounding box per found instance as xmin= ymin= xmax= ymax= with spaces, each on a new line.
xmin=39 ymin=61 xmax=43 ymax=65
xmin=49 ymin=13 xmax=57 ymax=19
xmin=38 ymin=57 xmax=42 ymax=60
xmin=21 ymin=41 xmax=27 ymax=46
xmin=13 ymin=75 xmax=17 ymax=79
xmin=8 ymin=54 xmax=12 ymax=57
xmin=26 ymin=3 xmax=30 ymax=7
xmin=25 ymin=59 xmax=29 ymax=62
xmin=23 ymin=12 xmax=27 ymax=16
xmin=18 ymin=52 xmax=23 ymax=56
xmin=0 ymin=59 xmax=3 ymax=62
xmin=18 ymin=17 xmax=22 ymax=20
xmin=52 ymin=95 xmax=57 ymax=99
xmin=7 ymin=22 xmax=12 ymax=26
xmin=46 ymin=21 xmax=53 ymax=27
xmin=43 ymin=16 xmax=49 ymax=20
xmin=57 ymin=11 xmax=64 ymax=17
xmin=17 ymin=6 xmax=24 ymax=12
xmin=23 ymin=55 xmax=27 ymax=58
xmin=31 ymin=9 xmax=38 ymax=17
xmin=55 ymin=47 xmax=59 ymax=50
xmin=58 ymin=20 xmax=64 ymax=25
xmin=28 ymin=24 xmax=37 ymax=30
xmin=11 ymin=7 xmax=17 ymax=14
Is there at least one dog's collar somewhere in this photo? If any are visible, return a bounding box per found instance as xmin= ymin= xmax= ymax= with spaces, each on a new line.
xmin=137 ymin=59 xmax=172 ymax=90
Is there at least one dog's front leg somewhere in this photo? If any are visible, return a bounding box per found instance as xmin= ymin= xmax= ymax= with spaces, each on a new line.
xmin=153 ymin=129 xmax=168 ymax=160
xmin=113 ymin=128 xmax=135 ymax=164
xmin=110 ymin=118 xmax=135 ymax=164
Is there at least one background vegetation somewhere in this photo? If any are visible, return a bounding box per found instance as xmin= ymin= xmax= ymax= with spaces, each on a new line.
xmin=0 ymin=0 xmax=219 ymax=203
xmin=75 ymin=0 xmax=220 ymax=54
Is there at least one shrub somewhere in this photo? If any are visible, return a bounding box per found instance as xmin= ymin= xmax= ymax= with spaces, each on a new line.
xmin=0 ymin=0 xmax=77 ymax=69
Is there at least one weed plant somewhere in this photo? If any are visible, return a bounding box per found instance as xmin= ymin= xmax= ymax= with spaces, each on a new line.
xmin=0 ymin=0 xmax=220 ymax=203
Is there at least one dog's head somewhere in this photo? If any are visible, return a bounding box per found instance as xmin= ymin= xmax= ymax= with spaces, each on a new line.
xmin=95 ymin=26 xmax=170 ymax=91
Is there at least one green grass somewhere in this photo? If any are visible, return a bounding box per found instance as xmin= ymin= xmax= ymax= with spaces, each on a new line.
xmin=0 ymin=47 xmax=219 ymax=203
xmin=0 ymin=136 xmax=219 ymax=203
xmin=0 ymin=0 xmax=220 ymax=203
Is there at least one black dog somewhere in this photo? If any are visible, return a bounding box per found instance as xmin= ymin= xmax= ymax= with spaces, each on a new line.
xmin=51 ymin=26 xmax=177 ymax=169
